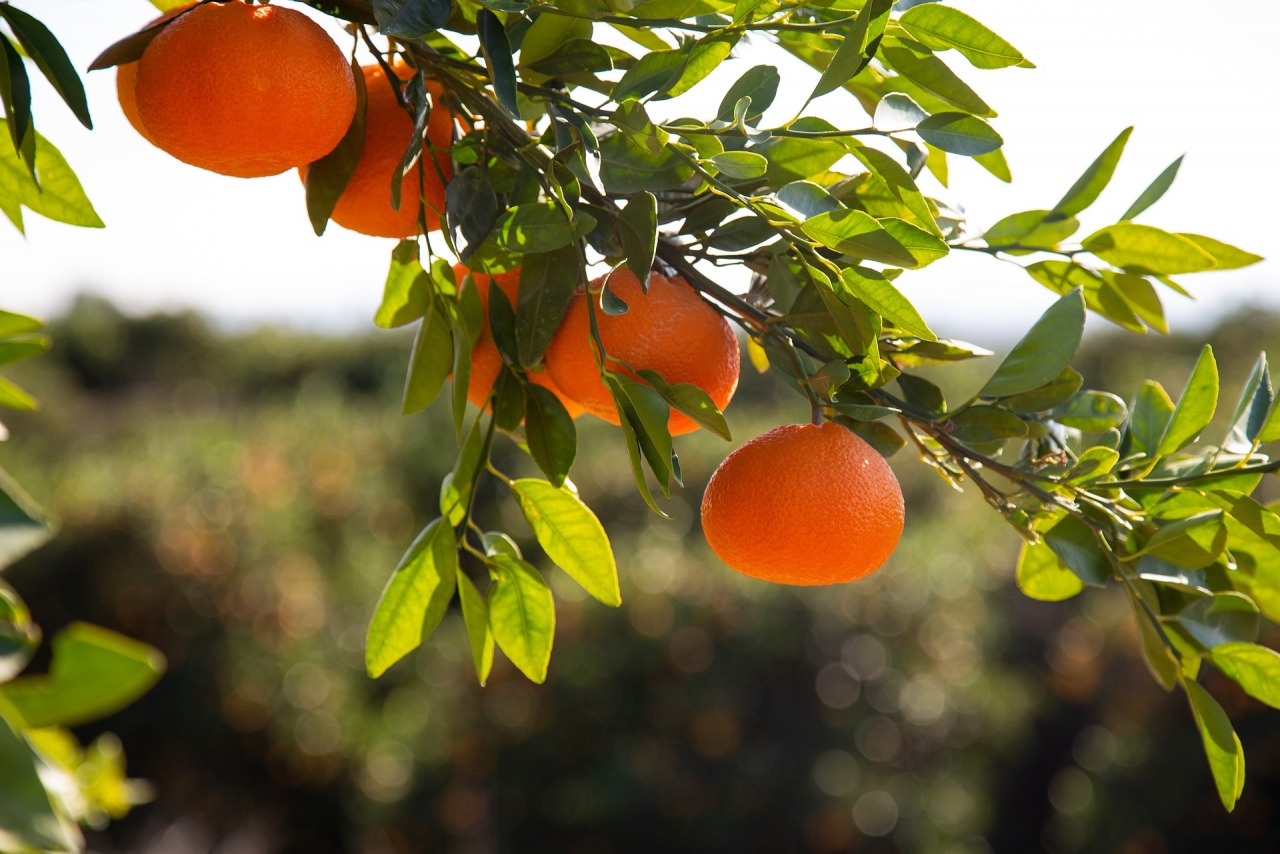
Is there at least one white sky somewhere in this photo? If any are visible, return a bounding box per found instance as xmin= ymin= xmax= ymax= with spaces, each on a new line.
xmin=2 ymin=0 xmax=1277 ymax=344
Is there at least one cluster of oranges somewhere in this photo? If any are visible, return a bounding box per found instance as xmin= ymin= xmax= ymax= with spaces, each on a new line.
xmin=109 ymin=1 xmax=904 ymax=586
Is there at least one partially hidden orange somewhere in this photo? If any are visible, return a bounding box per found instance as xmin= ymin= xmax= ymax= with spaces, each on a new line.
xmin=543 ymin=269 xmax=740 ymax=436
xmin=700 ymin=422 xmax=904 ymax=586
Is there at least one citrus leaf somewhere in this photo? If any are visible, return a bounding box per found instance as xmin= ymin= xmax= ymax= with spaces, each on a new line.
xmin=1053 ymin=127 xmax=1132 ymax=217
xmin=1184 ymin=679 xmax=1245 ymax=811
xmin=1159 ymin=345 xmax=1218 ymax=455
xmin=305 ymin=61 xmax=367 ymax=236
xmin=1121 ymin=155 xmax=1183 ymax=221
xmin=1082 ymin=223 xmax=1216 ymax=275
xmin=1017 ymin=540 xmax=1084 ymax=602
xmin=456 ymin=570 xmax=494 ymax=686
xmin=488 ymin=556 xmax=555 ymax=683
xmin=523 ymin=384 xmax=577 ymax=487
xmin=365 ymin=518 xmax=457 ymax=678
xmin=0 ymin=5 xmax=91 ymax=129
xmin=916 ymin=112 xmax=1003 ymax=156
xmin=809 ymin=0 xmax=892 ymax=100
xmin=375 ymin=240 xmax=431 ymax=329
xmin=898 ymin=4 xmax=1029 ymax=69
xmin=510 ymin=478 xmax=620 ymax=607
xmin=1211 ymin=642 xmax=1280 ymax=709
xmin=803 ymin=209 xmax=918 ymax=267
xmin=980 ymin=289 xmax=1084 ymax=398
xmin=402 ymin=302 xmax=452 ymax=414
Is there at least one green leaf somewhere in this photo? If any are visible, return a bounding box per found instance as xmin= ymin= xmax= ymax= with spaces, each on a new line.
xmin=979 ymin=289 xmax=1085 ymax=398
xmin=523 ymin=385 xmax=577 ymax=487
xmin=1065 ymin=446 xmax=1120 ymax=485
xmin=510 ymin=478 xmax=619 ymax=607
xmin=948 ymin=405 xmax=1027 ymax=443
xmin=710 ymin=151 xmax=768 ymax=180
xmin=599 ymin=131 xmax=694 ymax=194
xmin=633 ymin=368 xmax=732 ymax=441
xmin=518 ymin=11 xmax=592 ymax=68
xmin=1 ymin=623 xmax=164 ymax=728
xmin=1054 ymin=391 xmax=1128 ymax=432
xmin=1145 ymin=510 xmax=1227 ymax=569
xmin=1000 ymin=366 xmax=1082 ymax=413
xmin=915 ymin=112 xmax=1003 ymax=156
xmin=1184 ymin=678 xmax=1245 ymax=811
xmin=488 ymin=556 xmax=555 ymax=683
xmin=0 ymin=310 xmax=41 ymax=338
xmin=374 ymin=240 xmax=430 ymax=329
xmin=1159 ymin=345 xmax=1218 ymax=455
xmin=879 ymin=218 xmax=949 ymax=266
xmin=974 ymin=147 xmax=1010 ymax=182
xmin=665 ymin=36 xmax=735 ymax=98
xmin=440 ymin=413 xmax=491 ymax=526
xmin=809 ymin=0 xmax=892 ymax=100
xmin=885 ymin=337 xmax=992 ymax=368
xmin=617 ymin=192 xmax=658 ymax=287
xmin=303 ymin=59 xmax=365 ymax=234
xmin=1017 ymin=540 xmax=1084 ymax=601
xmin=485 ymin=203 xmax=594 ymax=255
xmin=607 ymin=374 xmax=675 ymax=496
xmin=899 ymin=4 xmax=1029 ymax=69
xmin=515 ymin=245 xmax=580 ymax=370
xmin=1082 ymin=223 xmax=1216 ymax=275
xmin=1212 ymin=642 xmax=1280 ymax=709
xmin=0 ymin=5 xmax=92 ymax=129
xmin=522 ymin=38 xmax=620 ymax=77
xmin=613 ymin=99 xmax=669 ymax=156
xmin=0 ymin=120 xmax=102 ymax=229
xmin=1225 ymin=353 xmax=1274 ymax=449
xmin=1053 ymin=127 xmax=1132 ymax=217
xmin=983 ymin=209 xmax=1079 ymax=249
xmin=0 ymin=36 xmax=32 ymax=164
xmin=879 ymin=38 xmax=994 ymax=117
xmin=402 ymin=302 xmax=452 ymax=414
xmin=1044 ymin=515 xmax=1109 ymax=586
xmin=1127 ymin=380 xmax=1175 ymax=457
xmin=716 ymin=65 xmax=779 ymax=124
xmin=1177 ymin=234 xmax=1264 ymax=270
xmin=1176 ymin=593 xmax=1259 ymax=651
xmin=0 ymin=710 xmax=80 ymax=852
xmin=0 ymin=468 xmax=54 ymax=571
xmin=802 ymin=209 xmax=918 ymax=267
xmin=776 ymin=180 xmax=840 ymax=219
xmin=837 ymin=266 xmax=935 ymax=340
xmin=456 ymin=571 xmax=494 ymax=686
xmin=476 ymin=11 xmax=518 ymax=115
xmin=1121 ymin=155 xmax=1183 ymax=221
xmin=444 ymin=166 xmax=498 ymax=262
xmin=759 ymin=117 xmax=847 ymax=184
xmin=847 ymin=145 xmax=942 ymax=237
xmin=611 ymin=49 xmax=685 ymax=102
xmin=365 ymin=518 xmax=457 ymax=677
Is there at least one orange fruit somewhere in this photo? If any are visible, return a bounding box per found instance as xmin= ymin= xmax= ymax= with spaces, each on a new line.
xmin=115 ymin=4 xmax=194 ymax=145
xmin=457 ymin=265 xmax=585 ymax=418
xmin=543 ymin=269 xmax=739 ymax=436
xmin=700 ymin=422 xmax=904 ymax=585
xmin=133 ymin=1 xmax=356 ymax=178
xmin=304 ymin=61 xmax=454 ymax=237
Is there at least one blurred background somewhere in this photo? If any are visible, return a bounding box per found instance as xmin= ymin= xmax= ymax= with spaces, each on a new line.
xmin=1 ymin=297 xmax=1278 ymax=853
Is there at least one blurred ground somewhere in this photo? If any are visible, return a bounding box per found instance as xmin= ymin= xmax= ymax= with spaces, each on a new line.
xmin=1 ymin=296 xmax=1278 ymax=853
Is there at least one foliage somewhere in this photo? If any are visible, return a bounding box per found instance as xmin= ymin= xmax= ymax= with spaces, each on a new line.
xmin=1 ymin=0 xmax=1275 ymax=827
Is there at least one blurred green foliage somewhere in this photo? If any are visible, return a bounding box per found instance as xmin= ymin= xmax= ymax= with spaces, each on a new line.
xmin=0 ymin=296 xmax=1277 ymax=853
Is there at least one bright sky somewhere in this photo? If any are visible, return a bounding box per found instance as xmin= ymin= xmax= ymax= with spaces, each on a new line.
xmin=2 ymin=0 xmax=1278 ymax=344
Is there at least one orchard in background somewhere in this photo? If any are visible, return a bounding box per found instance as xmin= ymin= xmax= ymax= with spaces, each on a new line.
xmin=1 ymin=0 xmax=1276 ymax=848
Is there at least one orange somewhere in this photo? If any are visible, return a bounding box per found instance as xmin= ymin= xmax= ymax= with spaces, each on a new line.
xmin=133 ymin=1 xmax=356 ymax=178
xmin=305 ymin=61 xmax=454 ymax=237
xmin=457 ymin=265 xmax=585 ymax=418
xmin=543 ymin=269 xmax=739 ymax=436
xmin=115 ymin=4 xmax=194 ymax=145
xmin=700 ymin=422 xmax=904 ymax=585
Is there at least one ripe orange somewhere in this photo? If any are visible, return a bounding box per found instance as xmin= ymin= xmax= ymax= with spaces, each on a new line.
xmin=543 ymin=269 xmax=739 ymax=436
xmin=304 ymin=62 xmax=454 ymax=237
xmin=115 ymin=4 xmax=194 ymax=145
xmin=132 ymin=1 xmax=356 ymax=178
xmin=457 ymin=265 xmax=585 ymax=418
xmin=700 ymin=422 xmax=904 ymax=585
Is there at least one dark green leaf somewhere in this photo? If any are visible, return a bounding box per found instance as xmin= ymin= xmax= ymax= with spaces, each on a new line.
xmin=523 ymin=39 xmax=619 ymax=76
xmin=1121 ymin=155 xmax=1183 ymax=221
xmin=456 ymin=571 xmax=493 ymax=686
xmin=776 ymin=181 xmax=841 ymax=219
xmin=365 ymin=518 xmax=457 ymax=677
xmin=0 ymin=36 xmax=32 ymax=159
xmin=607 ymin=374 xmax=674 ymax=496
xmin=979 ymin=289 xmax=1085 ymax=398
xmin=1 ymin=623 xmax=163 ymax=728
xmin=1177 ymin=593 xmax=1259 ymax=651
xmin=617 ymin=192 xmax=658 ymax=287
xmin=1159 ymin=345 xmax=1218 ymax=455
xmin=1127 ymin=380 xmax=1175 ymax=457
xmin=1054 ymin=391 xmax=1127 ymax=432
xmin=515 ymin=246 xmax=580 ymax=369
xmin=0 ymin=5 xmax=91 ymax=129
xmin=305 ymin=60 xmax=367 ymax=236
xmin=485 ymin=202 xmax=593 ymax=254
xmin=1082 ymin=223 xmax=1216 ymax=274
xmin=1044 ymin=515 xmax=1109 ymax=587
xmin=88 ymin=8 xmax=188 ymax=70
xmin=599 ymin=132 xmax=694 ymax=194
xmin=372 ymin=0 xmax=451 ymax=39
xmin=445 ymin=166 xmax=499 ymax=262
xmin=1053 ymin=127 xmax=1132 ymax=217
xmin=803 ymin=209 xmax=918 ymax=267
xmin=510 ymin=478 xmax=619 ymax=607
xmin=916 ymin=112 xmax=1003 ymax=156
xmin=837 ymin=417 xmax=906 ymax=457
xmin=1225 ymin=353 xmax=1274 ymax=449
xmin=948 ymin=405 xmax=1027 ymax=443
xmin=402 ymin=303 xmax=452 ymax=414
xmin=611 ymin=49 xmax=685 ymax=102
xmin=1212 ymin=642 xmax=1280 ymax=709
xmin=1000 ymin=366 xmax=1082 ymax=413
xmin=488 ymin=555 xmax=555 ymax=683
xmin=716 ymin=65 xmax=779 ymax=124
xmin=1184 ymin=678 xmax=1245 ymax=810
xmin=523 ymin=385 xmax=577 ymax=487
xmin=518 ymin=10 xmax=592 ymax=69
xmin=710 ymin=151 xmax=768 ymax=179
xmin=898 ymin=4 xmax=1029 ymax=69
xmin=1017 ymin=540 xmax=1084 ymax=601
